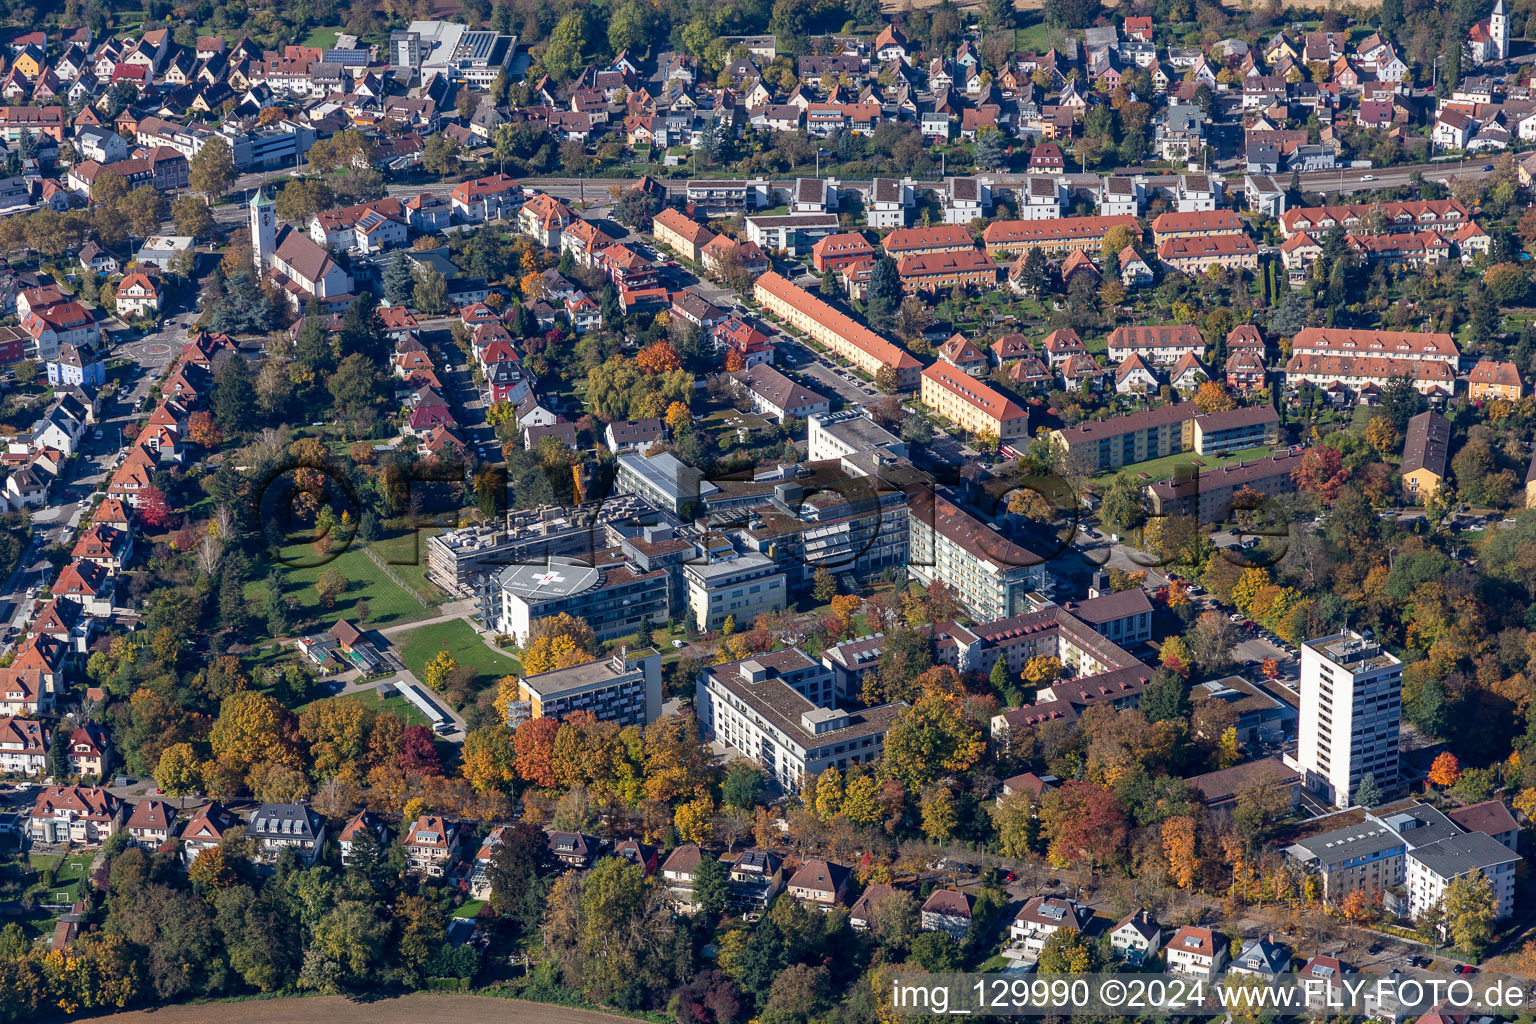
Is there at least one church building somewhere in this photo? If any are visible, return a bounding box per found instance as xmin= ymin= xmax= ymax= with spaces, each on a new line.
xmin=250 ymin=189 xmax=354 ymax=310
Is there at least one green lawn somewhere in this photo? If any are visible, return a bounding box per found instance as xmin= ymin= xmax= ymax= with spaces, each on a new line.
xmin=251 ymin=541 xmax=435 ymax=631
xmin=299 ymin=688 xmax=434 ymax=728
xmin=27 ymin=852 xmax=94 ymax=907
xmin=454 ymin=899 xmax=486 ymax=919
xmin=301 ymin=26 xmax=342 ymax=47
xmin=1093 ymin=445 xmax=1274 ymax=485
xmin=1015 ymin=23 xmax=1057 ymax=52
xmin=370 ymin=527 xmax=447 ymax=603
xmin=395 ymin=619 xmax=523 ymax=693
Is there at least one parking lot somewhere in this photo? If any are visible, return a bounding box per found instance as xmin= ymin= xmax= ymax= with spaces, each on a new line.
xmin=798 ymin=361 xmax=876 ymax=408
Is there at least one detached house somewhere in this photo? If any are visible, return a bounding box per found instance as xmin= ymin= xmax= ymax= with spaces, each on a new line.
xmin=401 ymin=814 xmax=459 ymax=877
xmin=786 ymin=858 xmax=851 ymax=910
xmin=1008 ymin=896 xmax=1090 ymax=962
xmin=248 ymin=803 xmax=326 ymax=864
xmin=921 ymin=888 xmax=975 ymax=939
xmin=1110 ymin=909 xmax=1162 ymax=965
xmin=29 ymin=785 xmax=120 ymax=845
xmin=179 ymin=802 xmax=239 ymax=863
xmin=1167 ymin=925 xmax=1228 ymax=981
xmin=124 ymin=798 xmax=175 ymax=849
xmin=114 ymin=272 xmax=160 ymax=319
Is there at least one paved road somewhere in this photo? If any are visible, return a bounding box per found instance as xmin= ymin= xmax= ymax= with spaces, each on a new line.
xmin=503 ymin=154 xmax=1500 ymax=200
xmin=70 ymin=994 xmax=631 ymax=1024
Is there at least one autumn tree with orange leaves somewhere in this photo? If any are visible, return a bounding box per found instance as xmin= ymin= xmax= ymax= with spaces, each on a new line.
xmin=1161 ymin=815 xmax=1198 ymax=889
xmin=1193 ymin=380 xmax=1237 ymax=415
xmin=1429 ymin=751 xmax=1463 ymax=788
xmin=1292 ymin=445 xmax=1350 ymax=503
xmin=635 ymin=339 xmax=682 ymax=373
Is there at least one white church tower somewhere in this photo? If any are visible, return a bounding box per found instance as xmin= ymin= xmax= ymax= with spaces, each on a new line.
xmin=250 ymin=188 xmax=275 ymax=272
xmin=1492 ymin=0 xmax=1508 ymax=62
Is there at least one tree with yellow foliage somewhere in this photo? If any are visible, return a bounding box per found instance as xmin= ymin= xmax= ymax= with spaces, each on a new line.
xmin=674 ymin=794 xmax=715 ymax=843
xmin=460 ymin=724 xmax=518 ymax=794
xmin=881 ymin=693 xmax=985 ymax=789
xmin=522 ymin=634 xmax=587 ymax=674
xmin=814 ymin=766 xmax=844 ymax=820
xmin=829 ymin=594 xmax=861 ymax=637
xmin=423 ymin=651 xmax=457 ymax=693
xmin=1023 ymin=656 xmax=1063 ymax=685
xmin=920 ymin=786 xmax=958 ymax=842
xmin=1160 ymin=635 xmax=1193 ymax=676
xmin=1231 ymin=567 xmax=1272 ymax=617
xmin=154 ymin=743 xmax=203 ymax=798
xmin=1161 ymin=815 xmax=1198 ymax=889
xmin=1214 ymin=726 xmax=1242 ymax=769
xmin=665 ymin=400 xmax=691 ymax=434
xmin=209 ymin=690 xmax=298 ymax=782
xmin=1365 ymin=415 xmax=1398 ymax=457
xmin=832 ymin=771 xmax=876 ymax=827
xmin=1513 ymin=787 xmax=1536 ymax=822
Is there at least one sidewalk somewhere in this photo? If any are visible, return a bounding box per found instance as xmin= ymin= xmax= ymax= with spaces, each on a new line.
xmin=377 ymin=599 xmax=476 ymax=637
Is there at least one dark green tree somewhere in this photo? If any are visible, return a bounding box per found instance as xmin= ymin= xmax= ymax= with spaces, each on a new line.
xmin=691 ymin=850 xmax=729 ymax=917
xmin=212 ymin=355 xmax=256 ymax=435
xmin=383 ymin=253 xmax=415 ymax=306
xmin=866 ymin=256 xmax=901 ymax=325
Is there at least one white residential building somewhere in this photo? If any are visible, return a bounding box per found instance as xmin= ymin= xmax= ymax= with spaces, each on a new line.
xmin=1007 ymin=896 xmax=1091 ymax=962
xmin=1406 ymin=833 xmax=1519 ymax=922
xmin=1296 ymin=631 xmax=1403 ymax=809
xmin=865 ymin=177 xmax=914 ymax=229
xmin=1166 ymin=925 xmax=1227 ymax=981
xmin=695 ymin=650 xmax=905 ymax=793
xmin=684 ymin=552 xmax=787 ymax=633
xmin=1110 ymin=909 xmax=1162 ymax=965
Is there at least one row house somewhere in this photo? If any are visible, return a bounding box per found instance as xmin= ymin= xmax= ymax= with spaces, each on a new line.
xmin=1283 ymin=352 xmax=1459 ymax=397
xmin=1157 ymin=233 xmax=1260 ymax=274
xmin=1150 ymin=209 xmax=1245 ymax=244
xmin=896 ymin=250 xmax=996 ymax=294
xmin=1107 ymin=325 xmax=1205 ymax=365
xmin=1278 ymin=199 xmax=1470 ymax=238
xmin=882 ymin=224 xmax=974 ymax=258
xmin=983 ymin=216 xmax=1140 ymax=259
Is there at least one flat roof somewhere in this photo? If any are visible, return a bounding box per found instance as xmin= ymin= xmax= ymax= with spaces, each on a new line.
xmin=494 ymin=554 xmax=600 ymax=599
xmin=1286 ymin=822 xmax=1404 ymax=865
xmin=1407 ymin=832 xmax=1521 ymax=879
xmin=708 ymin=662 xmax=905 ymax=747
xmin=1305 ymin=631 xmax=1401 ymax=673
xmin=521 ymin=654 xmax=635 ymax=697
xmin=814 ymin=411 xmax=902 ymax=452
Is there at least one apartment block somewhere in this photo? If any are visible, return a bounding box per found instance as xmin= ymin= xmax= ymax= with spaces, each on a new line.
xmin=696 ymin=652 xmax=905 ymax=792
xmin=508 ymin=648 xmax=663 ymax=728
xmin=1296 ymin=631 xmax=1403 ymax=809
xmin=684 ymin=552 xmax=787 ymax=632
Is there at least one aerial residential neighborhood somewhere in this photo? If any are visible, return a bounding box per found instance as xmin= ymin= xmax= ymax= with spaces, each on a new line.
xmin=0 ymin=0 xmax=1534 ymax=1021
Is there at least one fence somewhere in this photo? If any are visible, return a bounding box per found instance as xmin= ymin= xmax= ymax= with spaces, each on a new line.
xmin=363 ymin=545 xmax=440 ymax=608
